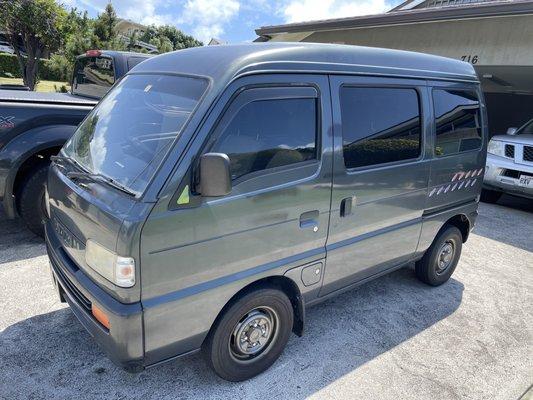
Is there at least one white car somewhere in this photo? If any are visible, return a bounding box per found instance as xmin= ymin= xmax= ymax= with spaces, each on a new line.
xmin=0 ymin=41 xmax=15 ymax=54
xmin=483 ymin=119 xmax=533 ymax=202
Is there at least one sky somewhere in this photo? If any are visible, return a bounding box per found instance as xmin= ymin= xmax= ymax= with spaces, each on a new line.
xmin=61 ymin=0 xmax=404 ymax=44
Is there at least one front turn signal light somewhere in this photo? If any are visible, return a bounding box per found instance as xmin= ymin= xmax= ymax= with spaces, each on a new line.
xmin=92 ymin=304 xmax=110 ymax=330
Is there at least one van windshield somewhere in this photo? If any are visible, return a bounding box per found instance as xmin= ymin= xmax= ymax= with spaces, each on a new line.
xmin=63 ymin=74 xmax=208 ymax=195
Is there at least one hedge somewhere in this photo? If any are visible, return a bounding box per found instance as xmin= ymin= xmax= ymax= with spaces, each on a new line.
xmin=0 ymin=53 xmax=68 ymax=82
xmin=343 ymin=138 xmax=420 ymax=168
xmin=0 ymin=53 xmax=20 ymax=78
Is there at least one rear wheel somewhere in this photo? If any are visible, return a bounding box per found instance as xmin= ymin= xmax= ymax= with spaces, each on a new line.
xmin=203 ymin=288 xmax=293 ymax=381
xmin=18 ymin=164 xmax=49 ymax=237
xmin=415 ymin=225 xmax=462 ymax=286
xmin=480 ymin=189 xmax=502 ymax=204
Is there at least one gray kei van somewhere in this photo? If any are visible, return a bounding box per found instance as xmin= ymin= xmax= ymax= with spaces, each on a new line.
xmin=46 ymin=43 xmax=487 ymax=381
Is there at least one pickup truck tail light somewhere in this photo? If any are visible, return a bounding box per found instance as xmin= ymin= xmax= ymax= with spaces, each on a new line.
xmin=85 ymin=50 xmax=102 ymax=57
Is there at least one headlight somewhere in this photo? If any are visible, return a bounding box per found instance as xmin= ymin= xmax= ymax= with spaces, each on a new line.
xmin=85 ymin=240 xmax=135 ymax=287
xmin=487 ymin=140 xmax=505 ymax=157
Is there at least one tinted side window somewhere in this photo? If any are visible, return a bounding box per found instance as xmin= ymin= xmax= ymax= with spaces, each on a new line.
xmin=340 ymin=87 xmax=421 ymax=169
xmin=211 ymin=98 xmax=317 ymax=181
xmin=433 ymin=89 xmax=481 ymax=156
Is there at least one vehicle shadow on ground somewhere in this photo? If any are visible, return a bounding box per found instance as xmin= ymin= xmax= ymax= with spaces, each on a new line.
xmin=0 ymin=212 xmax=45 ymax=264
xmin=493 ymin=194 xmax=533 ymax=213
xmin=475 ymin=197 xmax=533 ymax=252
xmin=0 ymin=268 xmax=464 ymax=400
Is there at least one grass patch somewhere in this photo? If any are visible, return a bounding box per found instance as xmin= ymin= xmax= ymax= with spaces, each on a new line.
xmin=0 ymin=77 xmax=70 ymax=92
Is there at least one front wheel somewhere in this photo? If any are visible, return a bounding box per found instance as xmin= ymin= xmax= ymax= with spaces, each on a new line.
xmin=203 ymin=288 xmax=293 ymax=381
xmin=415 ymin=225 xmax=463 ymax=286
xmin=18 ymin=164 xmax=49 ymax=237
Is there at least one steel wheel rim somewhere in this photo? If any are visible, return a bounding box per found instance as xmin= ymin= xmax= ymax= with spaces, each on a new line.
xmin=229 ymin=306 xmax=279 ymax=363
xmin=436 ymin=239 xmax=455 ymax=275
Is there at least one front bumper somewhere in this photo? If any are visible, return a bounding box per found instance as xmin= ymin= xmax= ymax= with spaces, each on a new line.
xmin=483 ymin=153 xmax=533 ymax=199
xmin=45 ymin=220 xmax=145 ymax=371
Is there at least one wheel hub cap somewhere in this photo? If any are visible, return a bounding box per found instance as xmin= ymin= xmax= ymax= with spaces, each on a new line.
xmin=437 ymin=241 xmax=454 ymax=274
xmin=231 ymin=308 xmax=276 ymax=358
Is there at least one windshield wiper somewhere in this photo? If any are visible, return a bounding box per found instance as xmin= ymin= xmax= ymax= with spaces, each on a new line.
xmin=66 ymin=171 xmax=137 ymax=197
xmin=50 ymin=154 xmax=87 ymax=172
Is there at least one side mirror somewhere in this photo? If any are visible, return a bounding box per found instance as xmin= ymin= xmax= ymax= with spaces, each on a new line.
xmin=200 ymin=153 xmax=232 ymax=197
xmin=506 ymin=127 xmax=518 ymax=135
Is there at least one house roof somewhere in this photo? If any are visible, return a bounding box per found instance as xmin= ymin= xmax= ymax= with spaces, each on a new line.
xmin=389 ymin=0 xmax=430 ymax=12
xmin=255 ymin=0 xmax=533 ymax=37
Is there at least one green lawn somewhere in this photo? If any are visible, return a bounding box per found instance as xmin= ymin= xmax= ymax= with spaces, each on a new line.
xmin=0 ymin=77 xmax=70 ymax=92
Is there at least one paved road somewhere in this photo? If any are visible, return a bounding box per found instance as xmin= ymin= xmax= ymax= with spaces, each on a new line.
xmin=0 ymin=196 xmax=531 ymax=400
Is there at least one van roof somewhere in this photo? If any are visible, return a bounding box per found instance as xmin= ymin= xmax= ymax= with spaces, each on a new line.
xmin=131 ymin=42 xmax=478 ymax=84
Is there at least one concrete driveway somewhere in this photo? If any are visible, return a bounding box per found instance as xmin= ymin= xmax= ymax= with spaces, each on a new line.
xmin=0 ymin=196 xmax=531 ymax=400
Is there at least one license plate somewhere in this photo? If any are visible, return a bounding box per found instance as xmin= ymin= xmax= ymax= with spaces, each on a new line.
xmin=518 ymin=175 xmax=533 ymax=188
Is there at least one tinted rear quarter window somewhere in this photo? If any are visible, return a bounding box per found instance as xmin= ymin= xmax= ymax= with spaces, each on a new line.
xmin=211 ymin=98 xmax=317 ymax=181
xmin=340 ymin=87 xmax=421 ymax=169
xmin=433 ymin=89 xmax=481 ymax=156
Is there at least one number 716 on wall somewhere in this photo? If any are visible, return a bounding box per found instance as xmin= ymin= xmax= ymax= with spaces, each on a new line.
xmin=461 ymin=55 xmax=479 ymax=64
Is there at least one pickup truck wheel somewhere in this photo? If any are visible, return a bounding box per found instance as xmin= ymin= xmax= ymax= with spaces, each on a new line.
xmin=415 ymin=225 xmax=462 ymax=286
xmin=480 ymin=189 xmax=502 ymax=204
xmin=18 ymin=164 xmax=49 ymax=237
xmin=203 ymin=288 xmax=293 ymax=381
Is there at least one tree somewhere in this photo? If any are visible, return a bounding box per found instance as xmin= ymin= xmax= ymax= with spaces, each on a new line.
xmin=140 ymin=24 xmax=203 ymax=53
xmin=156 ymin=25 xmax=203 ymax=50
xmin=92 ymin=3 xmax=125 ymax=51
xmin=127 ymin=32 xmax=138 ymax=52
xmin=149 ymin=36 xmax=174 ymax=53
xmin=63 ymin=9 xmax=96 ymax=60
xmin=60 ymin=7 xmax=100 ymax=79
xmin=93 ymin=3 xmax=118 ymax=45
xmin=0 ymin=0 xmax=66 ymax=90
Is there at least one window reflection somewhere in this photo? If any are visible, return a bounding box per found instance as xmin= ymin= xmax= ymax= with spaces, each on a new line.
xmin=211 ymin=98 xmax=317 ymax=180
xmin=433 ymin=89 xmax=481 ymax=156
xmin=63 ymin=74 xmax=207 ymax=194
xmin=340 ymin=87 xmax=421 ymax=169
xmin=73 ymin=56 xmax=115 ymax=98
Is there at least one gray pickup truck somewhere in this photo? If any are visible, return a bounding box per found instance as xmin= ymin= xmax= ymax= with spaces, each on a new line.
xmin=0 ymin=50 xmax=150 ymax=236
xmin=483 ymin=120 xmax=533 ymax=202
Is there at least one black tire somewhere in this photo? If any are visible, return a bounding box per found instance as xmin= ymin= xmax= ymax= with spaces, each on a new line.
xmin=415 ymin=225 xmax=462 ymax=286
xmin=203 ymin=288 xmax=293 ymax=381
xmin=18 ymin=164 xmax=49 ymax=237
xmin=480 ymin=189 xmax=502 ymax=204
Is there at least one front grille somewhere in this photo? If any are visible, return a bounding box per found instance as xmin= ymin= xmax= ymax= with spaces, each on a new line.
xmin=502 ymin=169 xmax=533 ymax=179
xmin=524 ymin=146 xmax=533 ymax=162
xmin=502 ymin=169 xmax=520 ymax=179
xmin=50 ymin=251 xmax=92 ymax=312
xmin=505 ymin=144 xmax=515 ymax=158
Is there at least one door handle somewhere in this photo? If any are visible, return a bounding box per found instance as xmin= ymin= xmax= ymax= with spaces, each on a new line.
xmin=300 ymin=210 xmax=319 ymax=232
xmin=340 ymin=196 xmax=356 ymax=217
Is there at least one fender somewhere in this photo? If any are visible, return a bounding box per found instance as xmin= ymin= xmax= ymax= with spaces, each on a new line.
xmin=0 ymin=124 xmax=77 ymax=218
xmin=416 ymin=199 xmax=479 ymax=257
